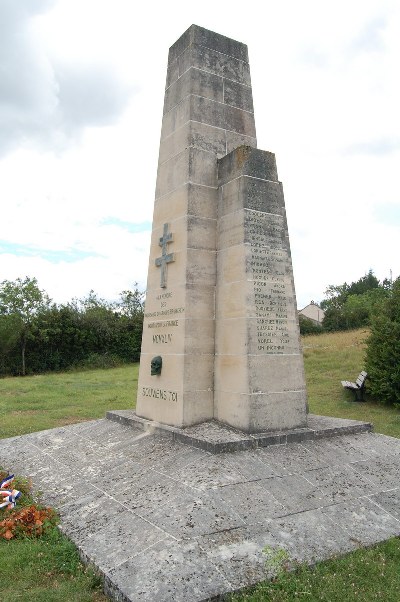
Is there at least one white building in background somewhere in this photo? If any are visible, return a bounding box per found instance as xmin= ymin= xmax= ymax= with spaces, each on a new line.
xmin=298 ymin=301 xmax=325 ymax=326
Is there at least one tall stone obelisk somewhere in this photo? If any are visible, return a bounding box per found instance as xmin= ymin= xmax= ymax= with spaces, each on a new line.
xmin=136 ymin=25 xmax=307 ymax=432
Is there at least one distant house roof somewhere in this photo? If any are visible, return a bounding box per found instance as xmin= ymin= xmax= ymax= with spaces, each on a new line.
xmin=298 ymin=301 xmax=325 ymax=325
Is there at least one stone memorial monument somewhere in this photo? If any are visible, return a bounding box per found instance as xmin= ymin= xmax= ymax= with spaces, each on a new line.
xmin=136 ymin=24 xmax=307 ymax=433
xmin=1 ymin=25 xmax=389 ymax=602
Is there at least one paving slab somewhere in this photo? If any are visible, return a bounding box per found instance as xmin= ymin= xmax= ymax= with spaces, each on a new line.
xmin=1 ymin=417 xmax=400 ymax=602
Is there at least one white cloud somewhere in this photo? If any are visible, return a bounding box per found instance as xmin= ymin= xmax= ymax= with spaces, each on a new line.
xmin=1 ymin=0 xmax=399 ymax=308
xmin=0 ymin=0 xmax=133 ymax=156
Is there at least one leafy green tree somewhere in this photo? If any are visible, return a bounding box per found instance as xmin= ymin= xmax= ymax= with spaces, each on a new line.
xmin=0 ymin=314 xmax=21 ymax=374
xmin=321 ymin=270 xmax=391 ymax=331
xmin=365 ymin=277 xmax=400 ymax=405
xmin=116 ymin=285 xmax=144 ymax=318
xmin=347 ymin=270 xmax=380 ymax=296
xmin=320 ymin=283 xmax=349 ymax=311
xmin=0 ymin=280 xmax=145 ymax=376
xmin=0 ymin=277 xmax=51 ymax=375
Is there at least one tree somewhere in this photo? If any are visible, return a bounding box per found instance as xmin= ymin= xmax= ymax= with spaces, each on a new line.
xmin=321 ymin=270 xmax=390 ymax=331
xmin=347 ymin=270 xmax=380 ymax=296
xmin=0 ymin=280 xmax=145 ymax=376
xmin=0 ymin=277 xmax=51 ymax=375
xmin=365 ymin=277 xmax=400 ymax=405
xmin=116 ymin=285 xmax=144 ymax=318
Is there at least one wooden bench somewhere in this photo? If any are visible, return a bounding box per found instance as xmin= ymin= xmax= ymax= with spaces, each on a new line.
xmin=341 ymin=371 xmax=368 ymax=401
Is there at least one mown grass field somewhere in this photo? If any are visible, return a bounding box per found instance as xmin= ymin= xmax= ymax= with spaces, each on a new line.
xmin=1 ymin=328 xmax=400 ymax=601
xmin=304 ymin=328 xmax=400 ymax=437
xmin=0 ymin=364 xmax=138 ymax=439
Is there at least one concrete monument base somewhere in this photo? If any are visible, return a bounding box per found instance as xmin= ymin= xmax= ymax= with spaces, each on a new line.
xmin=2 ymin=417 xmax=400 ymax=602
xmin=107 ymin=410 xmax=372 ymax=453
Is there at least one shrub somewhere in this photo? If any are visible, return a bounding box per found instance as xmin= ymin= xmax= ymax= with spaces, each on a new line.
xmin=365 ymin=278 xmax=400 ymax=404
xmin=299 ymin=315 xmax=323 ymax=335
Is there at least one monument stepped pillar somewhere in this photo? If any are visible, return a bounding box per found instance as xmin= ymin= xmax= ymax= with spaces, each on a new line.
xmin=136 ymin=25 xmax=307 ymax=432
xmin=136 ymin=25 xmax=257 ymax=427
xmin=215 ymin=146 xmax=307 ymax=431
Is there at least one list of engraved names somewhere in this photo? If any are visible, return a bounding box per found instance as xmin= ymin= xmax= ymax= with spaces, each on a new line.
xmin=245 ymin=210 xmax=292 ymax=353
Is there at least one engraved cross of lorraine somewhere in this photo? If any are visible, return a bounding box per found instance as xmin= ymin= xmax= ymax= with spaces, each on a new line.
xmin=155 ymin=223 xmax=175 ymax=288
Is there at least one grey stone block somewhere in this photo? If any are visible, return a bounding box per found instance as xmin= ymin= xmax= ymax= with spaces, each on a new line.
xmin=241 ymin=177 xmax=285 ymax=214
xmin=350 ymin=457 xmax=400 ymax=490
xmin=168 ymin=26 xmax=192 ymax=64
xmin=255 ymin=433 xmax=286 ymax=447
xmin=190 ymin=94 xmax=226 ymax=129
xmin=224 ymin=103 xmax=257 ymax=137
xmin=218 ymin=146 xmax=278 ymax=186
xmin=322 ymin=497 xmax=400 ymax=546
xmin=257 ymin=442 xmax=328 ymax=474
xmin=224 ymin=79 xmax=254 ymax=112
xmin=226 ymin=131 xmax=257 ymax=154
xmin=258 ymin=474 xmax=328 ymax=513
xmin=111 ymin=471 xmax=190 ymax=513
xmin=304 ymin=464 xmax=379 ymax=503
xmin=189 ymin=95 xmax=256 ymax=137
xmin=159 ymin=121 xmax=227 ymax=164
xmin=160 ymin=96 xmax=190 ymax=141
xmin=59 ymin=490 xmax=127 ymax=541
xmin=222 ymin=448 xmax=283 ymax=479
xmin=197 ymin=526 xmax=269 ymax=590
xmin=190 ymin=43 xmax=252 ymax=85
xmin=369 ymin=488 xmax=400 ymax=519
xmin=140 ymin=489 xmax=245 ymax=538
xmin=106 ymin=538 xmax=230 ymax=602
xmin=163 ymin=67 xmax=223 ymax=114
xmin=302 ymin=437 xmax=373 ymax=466
xmin=192 ymin=25 xmax=249 ymax=62
xmin=214 ymin=480 xmax=287 ymax=523
xmin=168 ymin=24 xmax=249 ymax=65
xmin=172 ymin=454 xmax=249 ymax=490
xmin=267 ymin=508 xmax=357 ymax=563
xmin=81 ymin=511 xmax=170 ymax=574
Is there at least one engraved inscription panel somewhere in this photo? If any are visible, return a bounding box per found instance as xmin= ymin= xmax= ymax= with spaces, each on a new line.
xmin=245 ymin=210 xmax=296 ymax=354
xmin=142 ymin=290 xmax=184 ymax=355
xmin=138 ymin=285 xmax=185 ymax=408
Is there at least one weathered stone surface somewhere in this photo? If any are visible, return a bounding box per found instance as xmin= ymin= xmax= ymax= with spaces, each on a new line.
xmin=2 ymin=420 xmax=400 ymax=602
xmin=214 ymin=144 xmax=306 ymax=432
xmin=137 ymin=27 xmax=257 ymax=429
xmin=108 ymin=410 xmax=372 ymax=453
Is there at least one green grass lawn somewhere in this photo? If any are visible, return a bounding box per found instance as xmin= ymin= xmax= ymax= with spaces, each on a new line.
xmin=0 ymin=528 xmax=107 ymax=602
xmin=0 ymin=364 xmax=138 ymax=601
xmin=230 ymin=537 xmax=400 ymax=602
xmin=0 ymin=364 xmax=138 ymax=439
xmin=303 ymin=328 xmax=400 ymax=437
xmin=1 ymin=332 xmax=400 ymax=601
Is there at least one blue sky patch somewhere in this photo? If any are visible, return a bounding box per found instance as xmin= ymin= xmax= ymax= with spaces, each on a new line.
xmin=101 ymin=218 xmax=152 ymax=233
xmin=374 ymin=204 xmax=400 ymax=227
xmin=0 ymin=241 xmax=96 ymax=263
xmin=343 ymin=138 xmax=400 ymax=156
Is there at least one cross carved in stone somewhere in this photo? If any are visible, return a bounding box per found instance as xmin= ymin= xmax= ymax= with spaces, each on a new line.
xmin=155 ymin=223 xmax=175 ymax=288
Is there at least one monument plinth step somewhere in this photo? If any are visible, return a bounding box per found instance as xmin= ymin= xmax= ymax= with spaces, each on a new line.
xmin=106 ymin=410 xmax=373 ymax=454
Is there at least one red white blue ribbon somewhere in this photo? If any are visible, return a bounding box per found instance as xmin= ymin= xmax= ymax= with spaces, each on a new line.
xmin=1 ymin=475 xmax=21 ymax=510
xmin=0 ymin=474 xmax=14 ymax=489
xmin=0 ymin=489 xmax=21 ymax=510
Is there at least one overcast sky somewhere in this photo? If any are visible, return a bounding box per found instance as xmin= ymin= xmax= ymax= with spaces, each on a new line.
xmin=0 ymin=0 xmax=399 ymax=309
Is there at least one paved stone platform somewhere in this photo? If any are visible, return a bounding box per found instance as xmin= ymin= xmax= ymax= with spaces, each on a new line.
xmin=2 ymin=418 xmax=400 ymax=601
